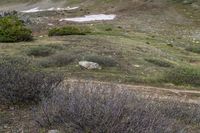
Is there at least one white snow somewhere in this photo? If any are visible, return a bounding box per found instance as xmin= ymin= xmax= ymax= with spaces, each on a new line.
xmin=59 ymin=14 xmax=116 ymax=22
xmin=21 ymin=6 xmax=79 ymax=13
xmin=21 ymin=7 xmax=40 ymax=13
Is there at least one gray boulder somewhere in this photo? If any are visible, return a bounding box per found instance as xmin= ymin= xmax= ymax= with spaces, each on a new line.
xmin=79 ymin=61 xmax=101 ymax=70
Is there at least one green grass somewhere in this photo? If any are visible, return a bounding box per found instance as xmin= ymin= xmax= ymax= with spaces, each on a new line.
xmin=165 ymin=66 xmax=200 ymax=87
xmin=0 ymin=0 xmax=199 ymax=89
xmin=145 ymin=58 xmax=173 ymax=68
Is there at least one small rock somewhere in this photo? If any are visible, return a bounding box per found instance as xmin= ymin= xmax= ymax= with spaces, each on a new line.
xmin=79 ymin=61 xmax=101 ymax=70
xmin=134 ymin=65 xmax=140 ymax=68
xmin=3 ymin=125 xmax=8 ymax=129
xmin=48 ymin=23 xmax=54 ymax=26
xmin=191 ymin=3 xmax=199 ymax=9
xmin=48 ymin=130 xmax=60 ymax=133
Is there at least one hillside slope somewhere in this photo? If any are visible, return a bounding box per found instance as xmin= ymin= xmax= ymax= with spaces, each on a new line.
xmin=0 ymin=0 xmax=199 ymax=88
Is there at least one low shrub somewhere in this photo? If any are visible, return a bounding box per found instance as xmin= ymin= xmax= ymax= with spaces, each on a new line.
xmin=48 ymin=26 xmax=91 ymax=36
xmin=38 ymin=53 xmax=75 ymax=67
xmin=165 ymin=66 xmax=200 ymax=86
xmin=0 ymin=57 xmax=63 ymax=105
xmin=27 ymin=46 xmax=54 ymax=57
xmin=186 ymin=46 xmax=200 ymax=54
xmin=84 ymin=54 xmax=118 ymax=67
xmin=33 ymin=82 xmax=200 ymax=132
xmin=145 ymin=58 xmax=173 ymax=67
xmin=171 ymin=0 xmax=197 ymax=4
xmin=0 ymin=16 xmax=32 ymax=42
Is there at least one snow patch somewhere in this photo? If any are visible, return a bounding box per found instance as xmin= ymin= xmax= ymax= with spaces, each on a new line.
xmin=59 ymin=14 xmax=116 ymax=22
xmin=21 ymin=6 xmax=79 ymax=13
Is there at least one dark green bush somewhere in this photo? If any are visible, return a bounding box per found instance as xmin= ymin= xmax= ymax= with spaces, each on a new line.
xmin=0 ymin=16 xmax=32 ymax=42
xmin=27 ymin=45 xmax=54 ymax=57
xmin=84 ymin=54 xmax=118 ymax=67
xmin=145 ymin=58 xmax=173 ymax=68
xmin=186 ymin=46 xmax=200 ymax=54
xmin=38 ymin=53 xmax=75 ymax=67
xmin=165 ymin=66 xmax=200 ymax=86
xmin=48 ymin=26 xmax=91 ymax=36
xmin=0 ymin=57 xmax=63 ymax=105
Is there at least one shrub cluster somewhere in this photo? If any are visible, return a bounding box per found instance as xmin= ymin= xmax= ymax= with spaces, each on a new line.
xmin=0 ymin=16 xmax=32 ymax=42
xmin=186 ymin=46 xmax=200 ymax=54
xmin=0 ymin=57 xmax=63 ymax=105
xmin=38 ymin=53 xmax=75 ymax=67
xmin=48 ymin=26 xmax=91 ymax=36
xmin=27 ymin=45 xmax=54 ymax=57
xmin=34 ymin=82 xmax=200 ymax=132
xmin=145 ymin=58 xmax=173 ymax=68
xmin=84 ymin=54 xmax=118 ymax=67
xmin=165 ymin=66 xmax=200 ymax=86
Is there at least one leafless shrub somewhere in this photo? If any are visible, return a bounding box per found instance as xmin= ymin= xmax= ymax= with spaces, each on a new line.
xmin=0 ymin=57 xmax=63 ymax=105
xmin=38 ymin=53 xmax=75 ymax=68
xmin=158 ymin=101 xmax=200 ymax=125
xmin=32 ymin=82 xmax=199 ymax=133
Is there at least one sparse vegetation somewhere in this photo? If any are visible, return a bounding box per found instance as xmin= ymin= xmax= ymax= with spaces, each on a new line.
xmin=48 ymin=26 xmax=91 ymax=36
xmin=165 ymin=66 xmax=200 ymax=86
xmin=145 ymin=58 xmax=173 ymax=68
xmin=38 ymin=53 xmax=75 ymax=67
xmin=0 ymin=16 xmax=32 ymax=42
xmin=27 ymin=46 xmax=54 ymax=57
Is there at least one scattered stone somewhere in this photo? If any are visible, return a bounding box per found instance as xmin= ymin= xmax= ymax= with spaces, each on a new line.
xmin=134 ymin=65 xmax=140 ymax=68
xmin=0 ymin=10 xmax=17 ymax=18
xmin=3 ymin=125 xmax=8 ymax=129
xmin=0 ymin=10 xmax=32 ymax=24
xmin=48 ymin=23 xmax=54 ymax=26
xmin=79 ymin=61 xmax=101 ymax=70
xmin=48 ymin=130 xmax=60 ymax=133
